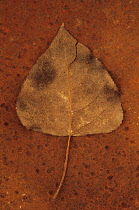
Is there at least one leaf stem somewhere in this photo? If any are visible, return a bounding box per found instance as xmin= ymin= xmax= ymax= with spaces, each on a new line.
xmin=52 ymin=135 xmax=71 ymax=200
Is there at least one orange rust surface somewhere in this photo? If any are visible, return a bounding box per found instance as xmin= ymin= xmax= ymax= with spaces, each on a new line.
xmin=0 ymin=0 xmax=139 ymax=209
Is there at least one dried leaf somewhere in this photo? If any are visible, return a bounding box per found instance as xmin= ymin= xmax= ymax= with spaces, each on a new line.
xmin=16 ymin=23 xmax=123 ymax=199
xmin=16 ymin=24 xmax=123 ymax=136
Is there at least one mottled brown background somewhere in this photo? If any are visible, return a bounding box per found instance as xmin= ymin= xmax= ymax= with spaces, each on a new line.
xmin=0 ymin=0 xmax=139 ymax=209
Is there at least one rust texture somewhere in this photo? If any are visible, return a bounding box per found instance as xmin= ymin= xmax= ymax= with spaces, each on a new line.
xmin=0 ymin=0 xmax=139 ymax=209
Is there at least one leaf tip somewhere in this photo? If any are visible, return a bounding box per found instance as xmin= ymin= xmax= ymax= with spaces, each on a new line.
xmin=61 ymin=22 xmax=65 ymax=28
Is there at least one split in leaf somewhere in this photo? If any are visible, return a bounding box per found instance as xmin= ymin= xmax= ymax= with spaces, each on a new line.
xmin=16 ymin=23 xmax=123 ymax=199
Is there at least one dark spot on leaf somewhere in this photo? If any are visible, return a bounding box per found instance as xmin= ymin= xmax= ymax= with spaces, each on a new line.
xmin=103 ymin=84 xmax=120 ymax=102
xmin=17 ymin=99 xmax=27 ymax=111
xmin=30 ymin=61 xmax=56 ymax=89
xmin=29 ymin=125 xmax=41 ymax=130
xmin=78 ymin=52 xmax=95 ymax=65
xmin=86 ymin=54 xmax=94 ymax=64
xmin=104 ymin=84 xmax=117 ymax=94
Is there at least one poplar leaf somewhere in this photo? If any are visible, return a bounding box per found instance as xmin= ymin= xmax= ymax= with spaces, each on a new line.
xmin=16 ymin=24 xmax=123 ymax=136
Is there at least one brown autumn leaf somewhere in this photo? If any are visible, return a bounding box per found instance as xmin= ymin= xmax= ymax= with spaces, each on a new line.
xmin=16 ymin=24 xmax=123 ymax=136
xmin=16 ymin=23 xmax=123 ymax=199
